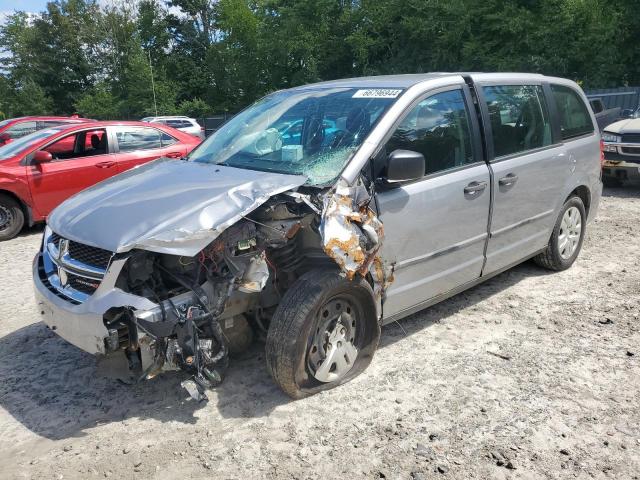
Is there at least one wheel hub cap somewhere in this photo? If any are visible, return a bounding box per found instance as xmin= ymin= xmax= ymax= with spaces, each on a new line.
xmin=308 ymin=299 xmax=358 ymax=383
xmin=558 ymin=206 xmax=581 ymax=260
xmin=0 ymin=205 xmax=13 ymax=232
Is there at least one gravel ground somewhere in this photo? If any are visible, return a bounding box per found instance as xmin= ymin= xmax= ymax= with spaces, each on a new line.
xmin=1 ymin=186 xmax=639 ymax=480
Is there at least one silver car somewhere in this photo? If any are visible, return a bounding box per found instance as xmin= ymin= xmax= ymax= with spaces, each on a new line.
xmin=33 ymin=73 xmax=602 ymax=400
xmin=142 ymin=116 xmax=204 ymax=139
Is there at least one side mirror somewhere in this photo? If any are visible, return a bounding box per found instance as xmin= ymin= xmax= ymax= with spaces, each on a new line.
xmin=621 ymin=109 xmax=633 ymax=118
xmin=0 ymin=133 xmax=10 ymax=145
xmin=385 ymin=149 xmax=425 ymax=183
xmin=33 ymin=150 xmax=53 ymax=164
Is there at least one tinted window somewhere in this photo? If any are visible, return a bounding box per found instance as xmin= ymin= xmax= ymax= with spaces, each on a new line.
xmin=552 ymin=85 xmax=594 ymax=140
xmin=116 ymin=127 xmax=162 ymax=151
xmin=43 ymin=129 xmax=108 ymax=160
xmin=386 ymin=89 xmax=475 ymax=175
xmin=483 ymin=85 xmax=552 ymax=158
xmin=165 ymin=120 xmax=183 ymax=128
xmin=5 ymin=121 xmax=37 ymax=139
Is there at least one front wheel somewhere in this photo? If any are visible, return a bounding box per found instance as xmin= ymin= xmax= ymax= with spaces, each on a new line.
xmin=0 ymin=194 xmax=25 ymax=241
xmin=266 ymin=268 xmax=380 ymax=399
xmin=534 ymin=196 xmax=586 ymax=271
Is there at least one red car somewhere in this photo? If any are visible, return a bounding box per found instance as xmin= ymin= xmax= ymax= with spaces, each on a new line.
xmin=0 ymin=116 xmax=92 ymax=146
xmin=0 ymin=121 xmax=201 ymax=240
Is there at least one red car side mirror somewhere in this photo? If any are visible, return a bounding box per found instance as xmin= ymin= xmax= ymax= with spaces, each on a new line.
xmin=0 ymin=133 xmax=10 ymax=145
xmin=33 ymin=150 xmax=53 ymax=164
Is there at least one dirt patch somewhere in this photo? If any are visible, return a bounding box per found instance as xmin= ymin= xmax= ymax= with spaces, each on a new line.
xmin=1 ymin=187 xmax=639 ymax=479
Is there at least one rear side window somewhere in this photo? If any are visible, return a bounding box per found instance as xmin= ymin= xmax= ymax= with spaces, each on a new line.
xmin=161 ymin=131 xmax=178 ymax=147
xmin=483 ymin=85 xmax=552 ymax=158
xmin=552 ymin=85 xmax=594 ymax=140
xmin=165 ymin=120 xmax=183 ymax=128
xmin=116 ymin=127 xmax=163 ymax=152
xmin=385 ymin=89 xmax=475 ymax=176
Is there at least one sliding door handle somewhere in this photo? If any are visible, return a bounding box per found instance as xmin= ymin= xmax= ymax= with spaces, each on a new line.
xmin=498 ymin=173 xmax=518 ymax=186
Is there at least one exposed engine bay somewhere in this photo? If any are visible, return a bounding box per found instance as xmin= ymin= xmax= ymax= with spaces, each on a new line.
xmin=99 ymin=181 xmax=390 ymax=401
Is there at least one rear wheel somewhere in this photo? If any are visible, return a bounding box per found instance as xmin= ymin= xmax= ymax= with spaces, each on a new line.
xmin=266 ymin=268 xmax=380 ymax=399
xmin=534 ymin=196 xmax=586 ymax=271
xmin=0 ymin=194 xmax=25 ymax=241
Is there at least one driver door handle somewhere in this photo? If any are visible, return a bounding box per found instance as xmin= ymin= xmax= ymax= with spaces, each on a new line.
xmin=95 ymin=161 xmax=116 ymax=169
xmin=464 ymin=181 xmax=487 ymax=195
xmin=166 ymin=151 xmax=183 ymax=158
xmin=498 ymin=173 xmax=518 ymax=186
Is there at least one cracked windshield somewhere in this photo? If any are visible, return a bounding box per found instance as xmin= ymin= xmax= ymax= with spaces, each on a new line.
xmin=189 ymin=87 xmax=402 ymax=185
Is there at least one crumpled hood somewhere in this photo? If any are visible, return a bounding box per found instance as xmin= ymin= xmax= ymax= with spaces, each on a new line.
xmin=48 ymin=158 xmax=307 ymax=256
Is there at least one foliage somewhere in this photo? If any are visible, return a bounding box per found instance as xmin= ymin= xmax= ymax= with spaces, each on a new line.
xmin=0 ymin=0 xmax=638 ymax=119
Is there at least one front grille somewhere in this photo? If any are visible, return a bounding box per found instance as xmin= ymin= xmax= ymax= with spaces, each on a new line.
xmin=621 ymin=133 xmax=640 ymax=143
xmin=43 ymin=231 xmax=115 ymax=302
xmin=621 ymin=146 xmax=640 ymax=155
xmin=68 ymin=242 xmax=113 ymax=270
xmin=49 ymin=232 xmax=113 ymax=269
xmin=37 ymin=256 xmax=82 ymax=305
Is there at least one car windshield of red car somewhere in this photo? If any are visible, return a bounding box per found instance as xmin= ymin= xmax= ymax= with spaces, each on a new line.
xmin=0 ymin=127 xmax=67 ymax=160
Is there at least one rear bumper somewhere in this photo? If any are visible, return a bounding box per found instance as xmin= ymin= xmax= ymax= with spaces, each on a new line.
xmin=33 ymin=253 xmax=156 ymax=355
xmin=602 ymin=159 xmax=640 ymax=180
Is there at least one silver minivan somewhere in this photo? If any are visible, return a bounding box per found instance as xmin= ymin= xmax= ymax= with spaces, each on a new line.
xmin=33 ymin=73 xmax=602 ymax=400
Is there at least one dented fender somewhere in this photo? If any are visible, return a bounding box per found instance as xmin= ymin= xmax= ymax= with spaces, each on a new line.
xmin=319 ymin=180 xmax=394 ymax=317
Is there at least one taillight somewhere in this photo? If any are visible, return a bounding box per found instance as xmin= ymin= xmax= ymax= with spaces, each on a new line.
xmin=600 ymin=139 xmax=605 ymax=166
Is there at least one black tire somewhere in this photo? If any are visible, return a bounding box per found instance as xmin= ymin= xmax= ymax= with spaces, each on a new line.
xmin=266 ymin=268 xmax=380 ymax=399
xmin=534 ymin=196 xmax=586 ymax=271
xmin=0 ymin=194 xmax=25 ymax=241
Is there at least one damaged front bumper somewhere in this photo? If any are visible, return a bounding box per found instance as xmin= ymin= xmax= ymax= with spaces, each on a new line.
xmin=33 ymin=252 xmax=156 ymax=355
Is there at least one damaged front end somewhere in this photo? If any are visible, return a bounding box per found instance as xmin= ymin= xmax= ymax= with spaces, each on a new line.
xmin=36 ymin=170 xmax=391 ymax=401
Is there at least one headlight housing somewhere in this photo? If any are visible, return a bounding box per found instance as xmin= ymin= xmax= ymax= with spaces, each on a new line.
xmin=602 ymin=132 xmax=621 ymax=143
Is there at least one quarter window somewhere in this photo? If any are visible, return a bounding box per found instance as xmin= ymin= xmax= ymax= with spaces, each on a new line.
xmin=483 ymin=85 xmax=552 ymax=158
xmin=385 ymin=89 xmax=475 ymax=176
xmin=551 ymin=85 xmax=594 ymax=140
xmin=116 ymin=127 xmax=163 ymax=152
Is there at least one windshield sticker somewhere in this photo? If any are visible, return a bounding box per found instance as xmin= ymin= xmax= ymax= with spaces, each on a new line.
xmin=352 ymin=89 xmax=402 ymax=99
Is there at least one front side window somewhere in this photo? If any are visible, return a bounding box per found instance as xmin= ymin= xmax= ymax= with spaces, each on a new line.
xmin=116 ymin=127 xmax=163 ymax=152
xmin=483 ymin=85 xmax=552 ymax=157
xmin=43 ymin=129 xmax=108 ymax=160
xmin=5 ymin=121 xmax=37 ymax=139
xmin=552 ymin=85 xmax=594 ymax=140
xmin=189 ymin=87 xmax=401 ymax=185
xmin=385 ymin=89 xmax=475 ymax=175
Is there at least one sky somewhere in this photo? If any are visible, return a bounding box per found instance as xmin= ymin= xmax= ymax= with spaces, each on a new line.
xmin=0 ymin=0 xmax=42 ymax=26
xmin=0 ymin=0 xmax=46 ymax=12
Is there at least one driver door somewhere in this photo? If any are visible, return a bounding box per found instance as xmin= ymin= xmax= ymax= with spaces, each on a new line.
xmin=27 ymin=128 xmax=117 ymax=218
xmin=375 ymin=86 xmax=492 ymax=319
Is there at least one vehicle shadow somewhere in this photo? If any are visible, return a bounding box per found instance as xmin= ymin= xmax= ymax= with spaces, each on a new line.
xmin=0 ymin=260 xmax=551 ymax=441
xmin=602 ymin=184 xmax=640 ymax=199
xmin=17 ymin=223 xmax=45 ymax=238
